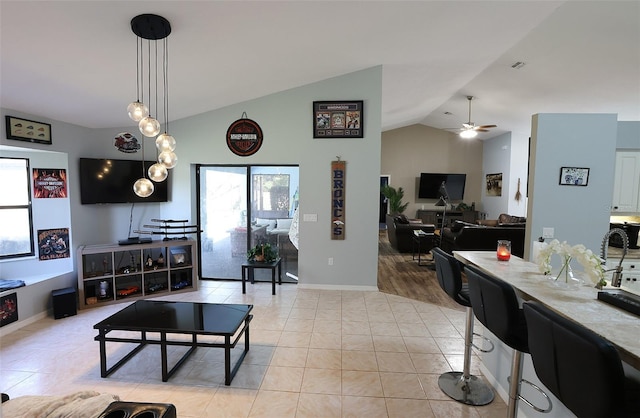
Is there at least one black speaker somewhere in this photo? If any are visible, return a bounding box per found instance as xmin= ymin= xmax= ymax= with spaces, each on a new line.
xmin=52 ymin=287 xmax=77 ymax=319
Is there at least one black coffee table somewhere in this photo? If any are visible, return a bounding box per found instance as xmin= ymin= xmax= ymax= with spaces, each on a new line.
xmin=94 ymin=300 xmax=253 ymax=385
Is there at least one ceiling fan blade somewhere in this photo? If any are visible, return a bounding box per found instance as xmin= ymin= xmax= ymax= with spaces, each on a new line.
xmin=475 ymin=129 xmax=490 ymax=132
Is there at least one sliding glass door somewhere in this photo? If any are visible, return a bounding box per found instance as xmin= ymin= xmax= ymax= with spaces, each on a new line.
xmin=198 ymin=165 xmax=299 ymax=281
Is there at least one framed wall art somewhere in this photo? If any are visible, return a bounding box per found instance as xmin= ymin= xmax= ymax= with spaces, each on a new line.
xmin=486 ymin=173 xmax=503 ymax=196
xmin=313 ymin=101 xmax=363 ymax=138
xmin=5 ymin=116 xmax=52 ymax=145
xmin=559 ymin=167 xmax=589 ymax=186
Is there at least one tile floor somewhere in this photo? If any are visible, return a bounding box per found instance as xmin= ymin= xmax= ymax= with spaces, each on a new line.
xmin=0 ymin=280 xmax=506 ymax=417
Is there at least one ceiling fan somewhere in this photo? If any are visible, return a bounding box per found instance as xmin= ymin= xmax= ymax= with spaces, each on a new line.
xmin=456 ymin=96 xmax=496 ymax=138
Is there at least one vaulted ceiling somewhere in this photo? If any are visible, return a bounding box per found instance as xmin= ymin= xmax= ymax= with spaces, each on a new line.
xmin=1 ymin=1 xmax=639 ymax=140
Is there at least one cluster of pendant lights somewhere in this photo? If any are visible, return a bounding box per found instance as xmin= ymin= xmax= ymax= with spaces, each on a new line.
xmin=127 ymin=14 xmax=178 ymax=198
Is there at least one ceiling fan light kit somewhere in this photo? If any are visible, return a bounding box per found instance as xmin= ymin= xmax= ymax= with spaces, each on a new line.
xmin=458 ymin=96 xmax=496 ymax=139
xmin=460 ymin=129 xmax=478 ymax=139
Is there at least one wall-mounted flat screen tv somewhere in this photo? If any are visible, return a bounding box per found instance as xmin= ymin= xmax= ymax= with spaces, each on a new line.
xmin=418 ymin=173 xmax=466 ymax=200
xmin=79 ymin=158 xmax=169 ymax=204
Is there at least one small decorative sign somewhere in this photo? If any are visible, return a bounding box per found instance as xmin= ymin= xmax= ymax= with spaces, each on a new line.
xmin=331 ymin=159 xmax=346 ymax=240
xmin=226 ymin=114 xmax=264 ymax=156
xmin=314 ymin=101 xmax=363 ymax=138
xmin=5 ymin=116 xmax=52 ymax=145
xmin=37 ymin=228 xmax=70 ymax=260
xmin=559 ymin=167 xmax=589 ymax=186
xmin=114 ymin=132 xmax=141 ymax=153
xmin=33 ymin=168 xmax=67 ymax=198
xmin=0 ymin=293 xmax=18 ymax=327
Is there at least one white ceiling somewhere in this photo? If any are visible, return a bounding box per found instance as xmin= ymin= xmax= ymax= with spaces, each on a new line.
xmin=1 ymin=1 xmax=639 ymax=140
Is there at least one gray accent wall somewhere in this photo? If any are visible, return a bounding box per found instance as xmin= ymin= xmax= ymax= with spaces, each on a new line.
xmin=168 ymin=67 xmax=383 ymax=288
xmin=525 ymin=113 xmax=618 ymax=260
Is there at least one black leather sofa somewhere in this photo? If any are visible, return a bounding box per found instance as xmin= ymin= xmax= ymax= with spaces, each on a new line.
xmin=386 ymin=214 xmax=436 ymax=253
xmin=440 ymin=220 xmax=526 ymax=257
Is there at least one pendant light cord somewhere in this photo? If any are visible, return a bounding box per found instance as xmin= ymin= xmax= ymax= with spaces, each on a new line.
xmin=164 ymin=37 xmax=169 ymax=134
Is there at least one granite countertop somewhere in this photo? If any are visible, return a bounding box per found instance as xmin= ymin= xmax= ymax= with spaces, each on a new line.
xmin=607 ymin=245 xmax=640 ymax=260
xmin=454 ymin=251 xmax=640 ymax=369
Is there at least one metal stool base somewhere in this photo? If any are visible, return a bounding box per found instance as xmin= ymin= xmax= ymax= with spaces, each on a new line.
xmin=438 ymin=371 xmax=495 ymax=406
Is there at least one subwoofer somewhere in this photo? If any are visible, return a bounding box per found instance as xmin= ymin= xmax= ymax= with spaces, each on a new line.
xmin=51 ymin=287 xmax=77 ymax=319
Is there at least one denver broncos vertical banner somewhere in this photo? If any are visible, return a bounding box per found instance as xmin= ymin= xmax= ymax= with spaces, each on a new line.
xmin=331 ymin=159 xmax=346 ymax=240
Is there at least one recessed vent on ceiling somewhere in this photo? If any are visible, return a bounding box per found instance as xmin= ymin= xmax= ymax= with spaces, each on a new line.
xmin=511 ymin=61 xmax=526 ymax=69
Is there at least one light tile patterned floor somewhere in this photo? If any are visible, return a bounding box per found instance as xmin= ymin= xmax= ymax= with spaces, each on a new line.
xmin=0 ymin=280 xmax=506 ymax=417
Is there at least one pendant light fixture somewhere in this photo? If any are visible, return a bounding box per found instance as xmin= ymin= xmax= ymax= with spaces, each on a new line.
xmin=128 ymin=14 xmax=178 ymax=197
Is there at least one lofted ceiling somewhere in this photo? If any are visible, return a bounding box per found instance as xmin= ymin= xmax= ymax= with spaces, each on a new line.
xmin=1 ymin=1 xmax=639 ymax=140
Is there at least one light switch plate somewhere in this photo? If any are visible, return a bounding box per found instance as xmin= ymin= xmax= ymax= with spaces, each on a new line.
xmin=303 ymin=213 xmax=317 ymax=222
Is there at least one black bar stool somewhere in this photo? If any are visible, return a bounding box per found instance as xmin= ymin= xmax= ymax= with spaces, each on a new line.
xmin=523 ymin=301 xmax=640 ymax=418
xmin=432 ymin=248 xmax=494 ymax=405
xmin=465 ymin=264 xmax=551 ymax=418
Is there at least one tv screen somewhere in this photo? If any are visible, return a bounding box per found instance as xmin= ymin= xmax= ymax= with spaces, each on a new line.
xmin=418 ymin=173 xmax=466 ymax=200
xmin=79 ymin=158 xmax=169 ymax=204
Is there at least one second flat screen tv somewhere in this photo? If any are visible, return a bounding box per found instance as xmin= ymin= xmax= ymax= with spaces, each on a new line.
xmin=418 ymin=173 xmax=466 ymax=200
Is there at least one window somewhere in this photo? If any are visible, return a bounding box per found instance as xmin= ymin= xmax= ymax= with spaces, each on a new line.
xmin=0 ymin=158 xmax=34 ymax=259
xmin=252 ymin=174 xmax=290 ymax=214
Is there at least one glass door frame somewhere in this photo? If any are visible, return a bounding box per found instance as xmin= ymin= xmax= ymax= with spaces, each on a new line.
xmin=195 ymin=163 xmax=299 ymax=281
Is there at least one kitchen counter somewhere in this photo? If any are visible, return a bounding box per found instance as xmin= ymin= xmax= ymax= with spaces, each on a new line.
xmin=454 ymin=251 xmax=640 ymax=369
xmin=607 ymin=245 xmax=640 ymax=260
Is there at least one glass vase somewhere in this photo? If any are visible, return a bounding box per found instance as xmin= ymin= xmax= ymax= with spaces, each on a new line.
xmin=551 ymin=255 xmax=580 ymax=290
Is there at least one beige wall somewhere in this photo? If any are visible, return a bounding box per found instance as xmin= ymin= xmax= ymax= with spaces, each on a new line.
xmin=381 ymin=124 xmax=483 ymax=218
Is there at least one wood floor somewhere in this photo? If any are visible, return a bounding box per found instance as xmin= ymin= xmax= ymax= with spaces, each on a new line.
xmin=377 ymin=229 xmax=462 ymax=311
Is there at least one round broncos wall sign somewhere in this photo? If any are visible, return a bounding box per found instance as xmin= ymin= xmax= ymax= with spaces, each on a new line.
xmin=226 ymin=117 xmax=263 ymax=156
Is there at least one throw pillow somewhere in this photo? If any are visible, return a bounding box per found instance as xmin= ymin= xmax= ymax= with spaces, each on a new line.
xmin=276 ymin=218 xmax=293 ymax=230
xmin=256 ymin=218 xmax=276 ymax=230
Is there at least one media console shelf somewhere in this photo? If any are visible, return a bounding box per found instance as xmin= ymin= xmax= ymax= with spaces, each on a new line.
xmin=77 ymin=240 xmax=197 ymax=309
xmin=416 ymin=209 xmax=478 ymax=229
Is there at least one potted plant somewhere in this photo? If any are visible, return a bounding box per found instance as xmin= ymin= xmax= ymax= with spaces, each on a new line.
xmin=381 ymin=185 xmax=409 ymax=214
xmin=247 ymin=242 xmax=277 ymax=262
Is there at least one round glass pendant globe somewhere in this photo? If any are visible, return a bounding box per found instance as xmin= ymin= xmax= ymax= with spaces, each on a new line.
xmin=155 ymin=133 xmax=176 ymax=151
xmin=158 ymin=151 xmax=178 ymax=169
xmin=148 ymin=163 xmax=168 ymax=182
xmin=139 ymin=116 xmax=161 ymax=137
xmin=133 ymin=177 xmax=154 ymax=197
xmin=127 ymin=101 xmax=149 ymax=122
xmin=460 ymin=129 xmax=478 ymax=139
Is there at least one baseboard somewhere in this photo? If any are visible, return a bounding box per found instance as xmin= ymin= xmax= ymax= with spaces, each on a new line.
xmin=297 ymin=283 xmax=379 ymax=291
xmin=0 ymin=311 xmax=47 ymax=337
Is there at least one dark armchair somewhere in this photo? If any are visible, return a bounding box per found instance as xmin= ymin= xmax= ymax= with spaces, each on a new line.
xmin=386 ymin=214 xmax=436 ymax=253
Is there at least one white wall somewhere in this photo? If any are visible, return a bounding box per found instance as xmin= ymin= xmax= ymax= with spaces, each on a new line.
xmin=481 ymin=132 xmax=512 ymax=219
xmin=617 ymin=121 xmax=640 ymax=149
xmin=526 ymin=113 xmax=618 ymax=260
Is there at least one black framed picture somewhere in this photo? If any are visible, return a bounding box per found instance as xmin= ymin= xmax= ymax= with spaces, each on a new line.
xmin=313 ymin=100 xmax=363 ymax=138
xmin=559 ymin=167 xmax=589 ymax=186
xmin=5 ymin=115 xmax=52 ymax=145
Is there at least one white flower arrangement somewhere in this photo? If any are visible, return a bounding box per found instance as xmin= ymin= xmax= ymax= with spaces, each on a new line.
xmin=536 ymin=239 xmax=606 ymax=287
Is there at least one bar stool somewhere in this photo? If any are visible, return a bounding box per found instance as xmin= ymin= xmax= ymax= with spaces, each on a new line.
xmin=432 ymin=248 xmax=494 ymax=405
xmin=464 ymin=264 xmax=551 ymax=418
xmin=523 ymin=301 xmax=640 ymax=418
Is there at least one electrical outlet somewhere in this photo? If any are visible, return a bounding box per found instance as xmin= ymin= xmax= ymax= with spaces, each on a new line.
xmin=542 ymin=227 xmax=554 ymax=239
xmin=328 ymin=257 xmax=334 ymax=266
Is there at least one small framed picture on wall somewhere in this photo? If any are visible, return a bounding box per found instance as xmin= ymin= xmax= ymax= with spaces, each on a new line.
xmin=559 ymin=167 xmax=589 ymax=186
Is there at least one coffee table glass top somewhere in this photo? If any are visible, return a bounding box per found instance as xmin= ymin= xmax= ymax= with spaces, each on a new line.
xmin=94 ymin=300 xmax=253 ymax=335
